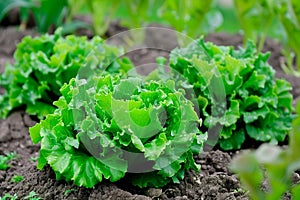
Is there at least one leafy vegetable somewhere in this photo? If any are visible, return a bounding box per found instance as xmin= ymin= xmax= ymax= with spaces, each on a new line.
xmin=159 ymin=0 xmax=222 ymax=37
xmin=64 ymin=188 xmax=78 ymax=196
xmin=169 ymin=37 xmax=293 ymax=150
xmin=0 ymin=193 xmax=18 ymax=200
xmin=30 ymin=73 xmax=206 ymax=188
xmin=0 ymin=151 xmax=17 ymax=170
xmin=232 ymin=0 xmax=300 ymax=75
xmin=275 ymin=0 xmax=300 ymax=73
xmin=67 ymin=0 xmax=222 ymax=37
xmin=0 ymin=28 xmax=132 ymax=119
xmin=233 ymin=0 xmax=275 ymax=51
xmin=11 ymin=175 xmax=24 ymax=183
xmin=84 ymin=0 xmax=121 ymax=35
xmin=0 ymin=192 xmax=40 ymax=200
xmin=231 ymin=101 xmax=300 ymax=199
xmin=67 ymin=0 xmax=160 ymax=35
xmin=24 ymin=192 xmax=41 ymax=200
xmin=0 ymin=0 xmax=35 ymax=23
xmin=0 ymin=0 xmax=68 ymax=32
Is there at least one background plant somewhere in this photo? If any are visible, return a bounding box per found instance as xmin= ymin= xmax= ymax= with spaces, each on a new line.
xmin=78 ymin=0 xmax=120 ymax=36
xmin=233 ymin=0 xmax=275 ymax=52
xmin=0 ymin=29 xmax=132 ymax=119
xmin=231 ymin=0 xmax=300 ymax=77
xmin=231 ymin=101 xmax=300 ymax=199
xmin=0 ymin=193 xmax=18 ymax=200
xmin=29 ymin=72 xmax=207 ymax=188
xmin=158 ymin=0 xmax=222 ymax=38
xmin=11 ymin=175 xmax=24 ymax=183
xmin=0 ymin=191 xmax=41 ymax=200
xmin=0 ymin=0 xmax=223 ymax=37
xmin=169 ymin=38 xmax=293 ymax=150
xmin=0 ymin=0 xmax=69 ymax=32
xmin=42 ymin=0 xmax=300 ymax=73
xmin=0 ymin=152 xmax=17 ymax=170
xmin=275 ymin=0 xmax=300 ymax=75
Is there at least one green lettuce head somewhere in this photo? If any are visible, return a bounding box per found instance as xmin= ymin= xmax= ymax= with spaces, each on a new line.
xmin=30 ymin=72 xmax=207 ymax=188
xmin=0 ymin=28 xmax=132 ymax=119
xmin=169 ymin=38 xmax=293 ymax=150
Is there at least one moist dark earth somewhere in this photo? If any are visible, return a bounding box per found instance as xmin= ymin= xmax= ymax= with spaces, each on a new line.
xmin=0 ymin=25 xmax=300 ymax=200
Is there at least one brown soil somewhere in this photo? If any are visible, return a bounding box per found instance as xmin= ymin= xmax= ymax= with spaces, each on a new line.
xmin=0 ymin=26 xmax=299 ymax=200
xmin=0 ymin=111 xmax=247 ymax=200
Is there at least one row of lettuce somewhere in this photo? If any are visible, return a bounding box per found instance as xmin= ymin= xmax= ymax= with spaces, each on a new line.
xmin=0 ymin=30 xmax=297 ymax=193
xmin=1 ymin=0 xmax=300 ymax=75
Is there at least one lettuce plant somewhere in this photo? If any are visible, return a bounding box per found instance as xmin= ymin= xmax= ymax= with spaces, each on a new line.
xmin=169 ymin=38 xmax=293 ymax=150
xmin=0 ymin=29 xmax=132 ymax=119
xmin=29 ymin=73 xmax=207 ymax=188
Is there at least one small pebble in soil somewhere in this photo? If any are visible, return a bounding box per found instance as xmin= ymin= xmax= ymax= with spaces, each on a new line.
xmin=0 ymin=122 xmax=10 ymax=142
xmin=145 ymin=188 xmax=162 ymax=198
xmin=193 ymin=176 xmax=201 ymax=185
xmin=23 ymin=114 xmax=36 ymax=127
xmin=0 ymin=171 xmax=5 ymax=182
xmin=174 ymin=195 xmax=189 ymax=200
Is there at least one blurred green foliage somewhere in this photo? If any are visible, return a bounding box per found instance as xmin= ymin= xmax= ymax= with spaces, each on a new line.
xmin=0 ymin=0 xmax=68 ymax=32
xmin=232 ymin=0 xmax=300 ymax=76
xmin=66 ymin=0 xmax=221 ymax=36
xmin=276 ymin=0 xmax=300 ymax=75
xmin=0 ymin=0 xmax=221 ymax=36
xmin=231 ymin=102 xmax=300 ymax=199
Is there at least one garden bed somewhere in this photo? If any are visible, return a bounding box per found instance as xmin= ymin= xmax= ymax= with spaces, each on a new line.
xmin=0 ymin=26 xmax=300 ymax=200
